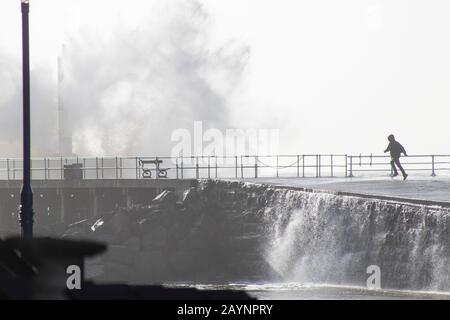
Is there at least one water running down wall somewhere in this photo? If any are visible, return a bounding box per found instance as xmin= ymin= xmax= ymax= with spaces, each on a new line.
xmin=252 ymin=183 xmax=449 ymax=291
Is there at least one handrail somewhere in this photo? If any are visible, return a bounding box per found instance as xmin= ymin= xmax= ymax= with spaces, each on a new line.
xmin=0 ymin=154 xmax=449 ymax=180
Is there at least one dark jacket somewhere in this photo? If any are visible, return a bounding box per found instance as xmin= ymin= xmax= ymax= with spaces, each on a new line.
xmin=385 ymin=141 xmax=406 ymax=159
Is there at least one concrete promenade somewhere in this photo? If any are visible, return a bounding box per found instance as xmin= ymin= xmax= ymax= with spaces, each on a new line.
xmin=241 ymin=176 xmax=450 ymax=205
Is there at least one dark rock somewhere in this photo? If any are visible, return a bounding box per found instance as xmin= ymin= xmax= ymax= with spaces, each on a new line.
xmin=168 ymin=250 xmax=200 ymax=277
xmin=49 ymin=222 xmax=69 ymax=237
xmin=122 ymin=237 xmax=140 ymax=249
xmin=135 ymin=250 xmax=168 ymax=283
xmin=102 ymin=262 xmax=131 ymax=283
xmin=102 ymin=245 xmax=138 ymax=266
xmin=182 ymin=187 xmax=199 ymax=204
xmin=152 ymin=190 xmax=177 ymax=209
xmin=140 ymin=225 xmax=168 ymax=249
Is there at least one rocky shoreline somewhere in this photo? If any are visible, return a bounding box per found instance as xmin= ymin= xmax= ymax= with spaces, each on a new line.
xmin=62 ymin=180 xmax=279 ymax=284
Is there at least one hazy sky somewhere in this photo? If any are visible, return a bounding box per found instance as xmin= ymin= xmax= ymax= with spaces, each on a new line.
xmin=1 ymin=0 xmax=450 ymax=156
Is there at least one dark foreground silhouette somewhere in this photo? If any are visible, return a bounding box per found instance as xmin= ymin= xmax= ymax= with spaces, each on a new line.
xmin=0 ymin=237 xmax=253 ymax=300
xmin=384 ymin=134 xmax=408 ymax=180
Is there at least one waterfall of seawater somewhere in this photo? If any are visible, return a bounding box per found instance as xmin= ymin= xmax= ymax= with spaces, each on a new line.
xmin=262 ymin=188 xmax=449 ymax=292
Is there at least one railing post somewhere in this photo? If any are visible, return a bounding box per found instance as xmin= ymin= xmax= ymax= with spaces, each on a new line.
xmin=176 ymin=157 xmax=179 ymax=179
xmin=345 ymin=155 xmax=348 ymax=177
xmin=276 ymin=155 xmax=279 ymax=178
xmin=196 ymin=156 xmax=199 ymax=179
xmin=241 ymin=156 xmax=244 ymax=178
xmin=7 ymin=158 xmax=10 ymax=180
xmin=181 ymin=159 xmax=184 ymax=179
xmin=330 ymin=154 xmax=334 ymax=177
xmin=349 ymin=156 xmax=354 ymax=177
xmin=115 ymin=157 xmax=118 ymax=179
xmin=60 ymin=157 xmax=63 ymax=180
xmin=302 ymin=155 xmax=305 ymax=178
xmin=235 ymin=156 xmax=238 ymax=178
xmin=101 ymin=157 xmax=104 ymax=179
xmin=318 ymin=154 xmax=321 ymax=177
xmin=296 ymin=155 xmax=299 ymax=177
xmin=156 ymin=156 xmax=159 ymax=179
xmin=431 ymin=155 xmax=436 ymax=176
xmin=120 ymin=158 xmax=123 ymax=178
xmin=135 ymin=157 xmax=139 ymax=179
xmin=215 ymin=157 xmax=218 ymax=178
xmin=208 ymin=156 xmax=211 ymax=179
xmin=96 ymin=157 xmax=99 ymax=179
xmin=315 ymin=155 xmax=318 ymax=178
xmin=254 ymin=156 xmax=258 ymax=178
xmin=82 ymin=158 xmax=85 ymax=179
xmin=44 ymin=157 xmax=47 ymax=180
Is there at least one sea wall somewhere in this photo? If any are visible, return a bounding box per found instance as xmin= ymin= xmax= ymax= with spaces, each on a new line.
xmin=62 ymin=179 xmax=449 ymax=291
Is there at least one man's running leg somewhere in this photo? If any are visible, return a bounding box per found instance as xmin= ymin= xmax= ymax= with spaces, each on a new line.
xmin=390 ymin=159 xmax=398 ymax=177
xmin=394 ymin=158 xmax=407 ymax=180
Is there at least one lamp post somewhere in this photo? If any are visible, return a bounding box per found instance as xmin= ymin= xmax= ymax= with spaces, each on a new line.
xmin=19 ymin=0 xmax=34 ymax=239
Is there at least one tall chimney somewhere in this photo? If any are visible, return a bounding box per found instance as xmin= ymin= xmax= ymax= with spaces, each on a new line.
xmin=58 ymin=44 xmax=72 ymax=156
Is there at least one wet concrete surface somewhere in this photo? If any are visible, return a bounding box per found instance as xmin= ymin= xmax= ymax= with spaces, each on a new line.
xmin=240 ymin=176 xmax=450 ymax=204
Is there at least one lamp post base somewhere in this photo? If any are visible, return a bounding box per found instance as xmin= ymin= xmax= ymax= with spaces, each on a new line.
xmin=19 ymin=184 xmax=34 ymax=239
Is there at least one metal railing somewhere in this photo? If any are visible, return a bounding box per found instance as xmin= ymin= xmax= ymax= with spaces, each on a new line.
xmin=0 ymin=154 xmax=449 ymax=180
xmin=346 ymin=154 xmax=450 ymax=177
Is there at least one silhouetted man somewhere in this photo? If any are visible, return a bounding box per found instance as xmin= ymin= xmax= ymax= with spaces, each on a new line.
xmin=384 ymin=134 xmax=408 ymax=180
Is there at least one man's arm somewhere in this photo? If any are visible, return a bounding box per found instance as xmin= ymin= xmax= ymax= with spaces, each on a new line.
xmin=384 ymin=144 xmax=390 ymax=153
xmin=400 ymin=144 xmax=407 ymax=156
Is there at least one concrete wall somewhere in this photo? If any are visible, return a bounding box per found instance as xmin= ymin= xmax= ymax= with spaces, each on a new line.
xmin=0 ymin=179 xmax=195 ymax=236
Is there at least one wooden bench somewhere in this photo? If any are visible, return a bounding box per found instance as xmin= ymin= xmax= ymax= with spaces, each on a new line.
xmin=139 ymin=159 xmax=169 ymax=178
